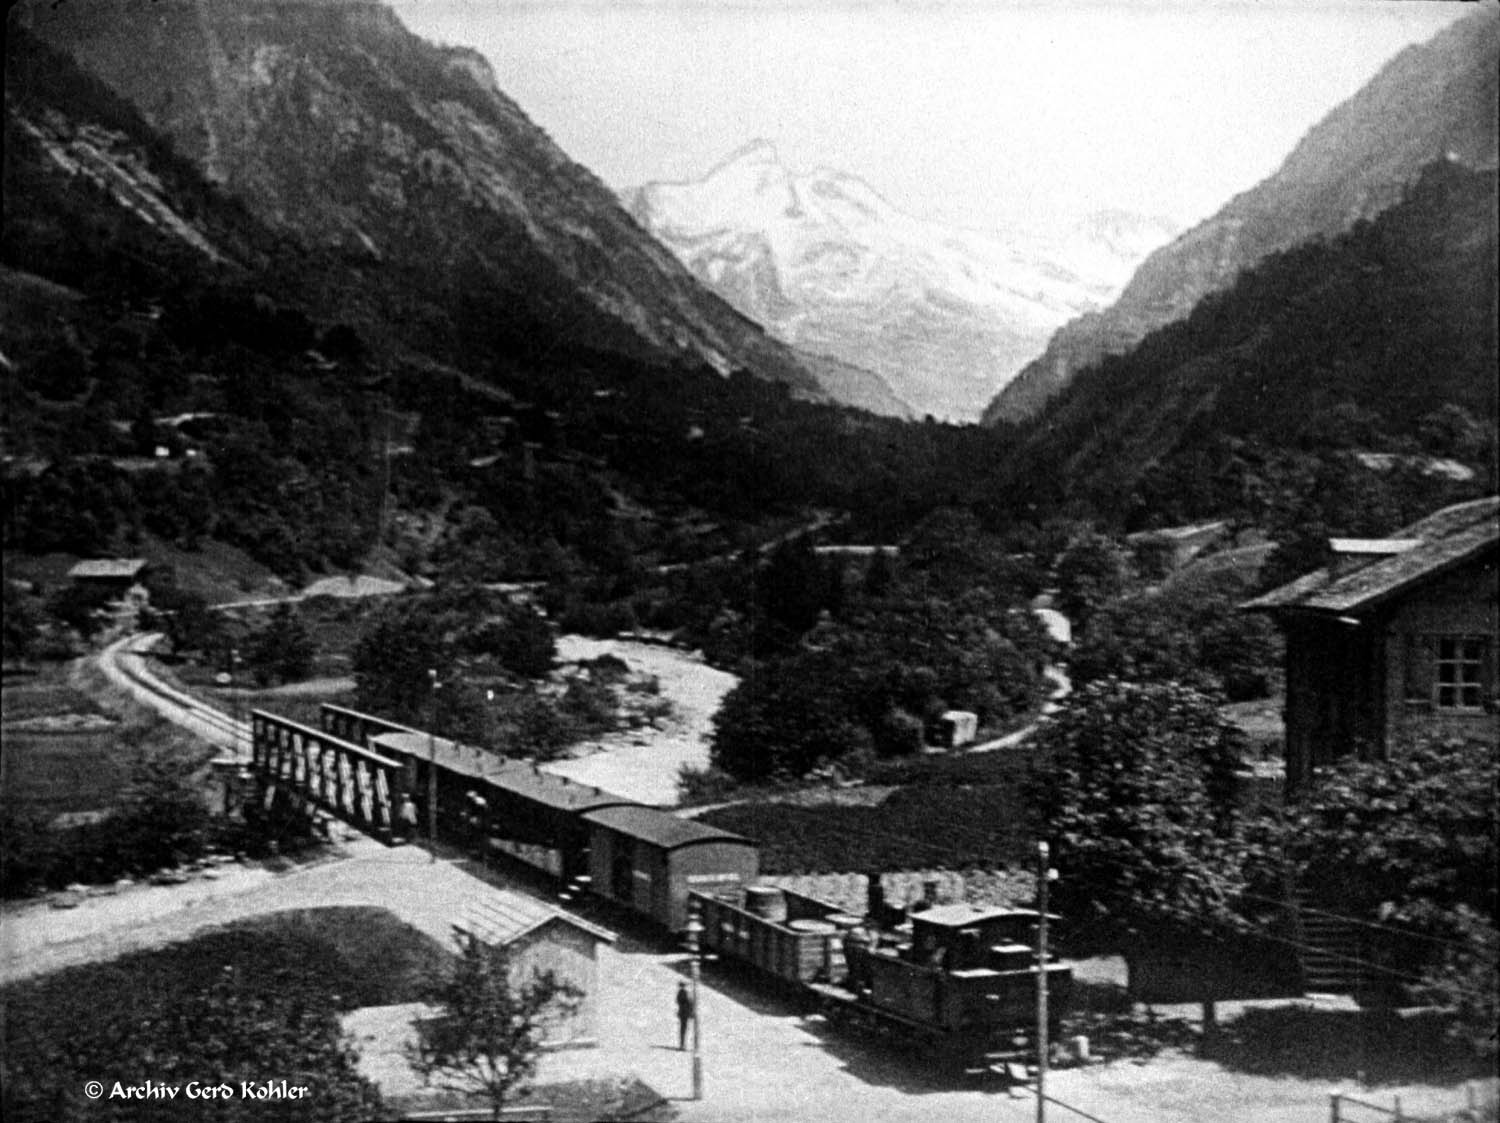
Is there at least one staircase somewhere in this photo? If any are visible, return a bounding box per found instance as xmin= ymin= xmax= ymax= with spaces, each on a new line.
xmin=1296 ymin=910 xmax=1367 ymax=995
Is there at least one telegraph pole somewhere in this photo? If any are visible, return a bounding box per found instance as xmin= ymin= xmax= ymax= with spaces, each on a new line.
xmin=1036 ymin=840 xmax=1050 ymax=1123
xmin=230 ymin=648 xmax=242 ymax=758
xmin=427 ymin=668 xmax=439 ymax=864
xmin=686 ymin=903 xmax=704 ymax=1100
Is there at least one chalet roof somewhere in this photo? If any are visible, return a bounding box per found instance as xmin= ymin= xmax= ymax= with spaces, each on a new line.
xmin=461 ymin=892 xmax=616 ymax=948
xmin=1243 ymin=496 xmax=1500 ymax=617
xmin=581 ymin=805 xmax=754 ymax=851
xmin=68 ymin=558 xmax=148 ymax=580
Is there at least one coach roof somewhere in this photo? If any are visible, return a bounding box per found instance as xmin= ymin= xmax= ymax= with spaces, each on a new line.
xmin=582 ymin=804 xmax=754 ymax=851
xmin=371 ymin=730 xmax=635 ymax=811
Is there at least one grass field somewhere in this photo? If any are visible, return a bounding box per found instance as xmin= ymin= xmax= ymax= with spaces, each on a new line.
xmin=0 ymin=668 xmax=125 ymax=820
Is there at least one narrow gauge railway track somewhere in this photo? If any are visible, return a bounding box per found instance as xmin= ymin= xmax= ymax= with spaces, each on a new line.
xmin=98 ymin=632 xmax=249 ymax=759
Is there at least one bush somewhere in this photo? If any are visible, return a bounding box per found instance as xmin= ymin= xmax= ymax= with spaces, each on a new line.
xmin=462 ymin=603 xmax=555 ymax=678
xmin=555 ymin=599 xmax=636 ymax=639
xmin=0 ymin=727 xmax=218 ymax=897
xmin=245 ymin=602 xmax=315 ymax=686
xmin=1 ymin=917 xmax=406 ymax=1121
xmin=677 ymin=763 xmax=741 ymax=806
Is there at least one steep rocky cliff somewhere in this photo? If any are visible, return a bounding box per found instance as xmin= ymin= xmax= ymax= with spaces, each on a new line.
xmin=18 ymin=0 xmax=824 ymax=397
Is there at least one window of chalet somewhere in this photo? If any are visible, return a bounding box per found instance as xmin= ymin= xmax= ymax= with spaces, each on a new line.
xmin=1434 ymin=637 xmax=1486 ymax=711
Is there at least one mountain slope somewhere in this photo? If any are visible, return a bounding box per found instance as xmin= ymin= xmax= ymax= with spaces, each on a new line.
xmin=629 ymin=141 xmax=1176 ymax=421
xmin=3 ymin=24 xmax=1018 ymax=586
xmin=991 ymin=160 xmax=1497 ymax=523
xmin=984 ymin=5 xmax=1500 ymax=426
xmin=16 ymin=0 xmax=827 ymax=400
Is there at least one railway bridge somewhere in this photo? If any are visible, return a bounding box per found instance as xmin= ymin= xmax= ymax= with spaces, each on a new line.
xmin=248 ymin=710 xmax=404 ymax=844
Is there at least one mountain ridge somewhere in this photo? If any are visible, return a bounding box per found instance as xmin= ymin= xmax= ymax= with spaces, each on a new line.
xmin=17 ymin=0 xmax=839 ymax=402
xmin=988 ymin=159 xmax=1498 ymax=527
xmin=983 ymin=5 xmax=1500 ymax=426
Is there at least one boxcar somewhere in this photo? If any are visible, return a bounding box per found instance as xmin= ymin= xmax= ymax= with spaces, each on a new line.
xmin=583 ymin=805 xmax=758 ymax=930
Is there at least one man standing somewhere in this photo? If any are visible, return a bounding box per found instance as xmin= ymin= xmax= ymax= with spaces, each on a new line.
xmin=676 ymin=981 xmax=695 ymax=1050
xmin=397 ymin=793 xmax=419 ymax=842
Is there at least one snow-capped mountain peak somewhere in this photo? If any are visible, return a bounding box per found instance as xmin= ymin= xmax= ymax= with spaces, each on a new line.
xmin=628 ymin=143 xmax=1178 ymax=421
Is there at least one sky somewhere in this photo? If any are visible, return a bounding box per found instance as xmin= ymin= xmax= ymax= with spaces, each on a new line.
xmin=388 ymin=0 xmax=1472 ymax=240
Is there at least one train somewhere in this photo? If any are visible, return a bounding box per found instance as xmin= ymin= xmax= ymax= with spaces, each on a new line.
xmin=252 ymin=703 xmax=1071 ymax=1065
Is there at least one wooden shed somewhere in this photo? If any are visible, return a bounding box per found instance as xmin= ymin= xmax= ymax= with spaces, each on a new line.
xmin=67 ymin=557 xmax=149 ymax=596
xmin=459 ymin=894 xmax=617 ymax=1048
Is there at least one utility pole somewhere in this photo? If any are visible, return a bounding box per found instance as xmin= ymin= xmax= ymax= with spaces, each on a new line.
xmin=379 ymin=396 xmax=392 ymax=547
xmin=685 ymin=903 xmax=704 ymax=1101
xmin=427 ymin=668 xmax=439 ymax=864
xmin=1036 ymin=840 xmax=1050 ymax=1123
xmin=230 ymin=647 xmax=242 ymax=759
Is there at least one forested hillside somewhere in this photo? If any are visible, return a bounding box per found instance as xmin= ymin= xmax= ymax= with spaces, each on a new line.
xmin=987 ymin=161 xmax=1498 ymax=536
xmin=1 ymin=26 xmax=1012 ymax=584
xmin=985 ymin=5 xmax=1498 ymax=425
xmin=4 ymin=15 xmax=1494 ymax=592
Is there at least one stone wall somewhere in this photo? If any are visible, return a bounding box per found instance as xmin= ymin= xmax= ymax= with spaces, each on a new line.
xmin=762 ymin=867 xmax=1036 ymax=917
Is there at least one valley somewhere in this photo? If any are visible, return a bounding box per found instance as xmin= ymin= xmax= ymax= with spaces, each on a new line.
xmin=2 ymin=2 xmax=1496 ymax=1122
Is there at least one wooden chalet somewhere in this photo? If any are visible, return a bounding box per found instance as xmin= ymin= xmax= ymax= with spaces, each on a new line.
xmin=1243 ymin=496 xmax=1499 ymax=791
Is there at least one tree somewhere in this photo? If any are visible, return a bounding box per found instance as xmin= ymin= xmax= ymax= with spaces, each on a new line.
xmin=1028 ymin=679 xmax=1254 ymax=1029
xmin=2 ymin=581 xmax=43 ymax=664
xmin=462 ymin=602 xmax=556 ymax=678
xmin=246 ymin=602 xmax=316 ymax=686
xmin=757 ymin=535 xmax=837 ymax=636
xmin=1417 ymin=403 xmax=1488 ymax=461
xmin=1417 ymin=906 xmax=1498 ymax=1059
xmin=44 ymin=581 xmax=115 ymax=641
xmin=1258 ymin=520 xmax=1333 ymax=593
xmin=1054 ymin=532 xmax=1129 ymax=629
xmin=1070 ymin=577 xmax=1280 ymax=702
xmin=710 ymin=651 xmax=874 ymax=781
xmin=110 ymin=743 xmax=215 ymax=875
xmin=1282 ymin=738 xmax=1495 ymax=929
xmin=408 ymin=929 xmax=582 ymax=1120
xmin=142 ymin=572 xmax=225 ymax=658
xmin=1279 ymin=737 xmax=1497 ymax=1020
xmin=353 ymin=601 xmax=451 ymax=724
